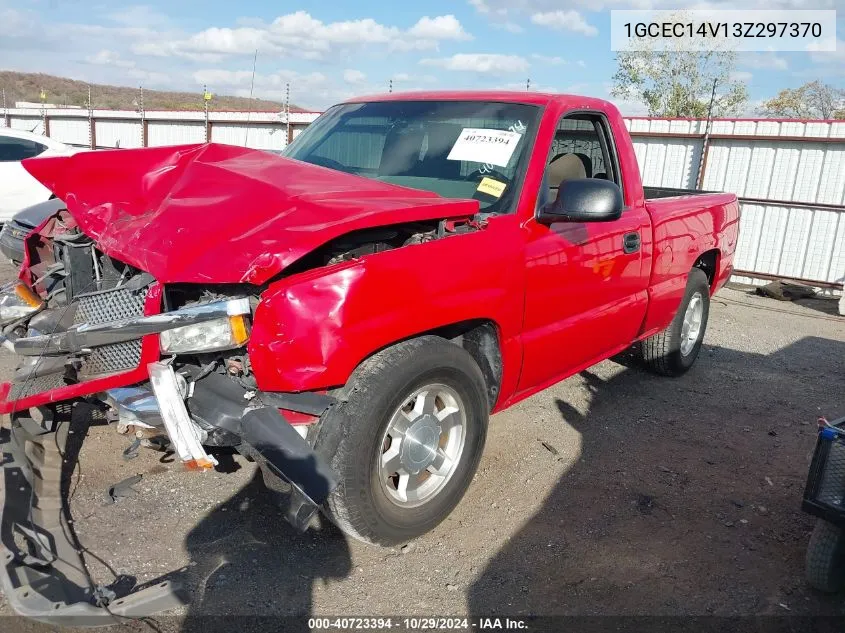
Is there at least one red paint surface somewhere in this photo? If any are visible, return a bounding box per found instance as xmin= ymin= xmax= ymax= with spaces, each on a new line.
xmin=3 ymin=92 xmax=739 ymax=414
xmin=21 ymin=144 xmax=479 ymax=284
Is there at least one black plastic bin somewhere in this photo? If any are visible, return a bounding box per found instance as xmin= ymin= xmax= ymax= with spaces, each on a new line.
xmin=802 ymin=416 xmax=845 ymax=592
xmin=803 ymin=416 xmax=845 ymax=528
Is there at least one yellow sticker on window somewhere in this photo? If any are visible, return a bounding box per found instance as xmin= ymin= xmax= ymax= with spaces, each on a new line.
xmin=476 ymin=177 xmax=507 ymax=198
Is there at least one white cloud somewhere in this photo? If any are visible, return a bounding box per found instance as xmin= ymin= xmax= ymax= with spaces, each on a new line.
xmin=407 ymin=15 xmax=472 ymax=41
xmin=809 ymin=38 xmax=845 ymax=70
xmin=190 ymin=68 xmax=351 ymax=106
xmin=531 ymin=54 xmax=567 ymax=65
xmin=85 ymin=49 xmax=136 ymax=68
xmin=107 ymin=6 xmax=170 ymax=28
xmin=343 ymin=69 xmax=367 ymax=85
xmin=391 ymin=73 xmax=437 ymax=83
xmin=133 ymin=11 xmax=474 ymax=62
xmin=740 ymin=52 xmax=788 ymax=70
xmin=0 ymin=8 xmax=37 ymax=37
xmin=494 ymin=22 xmax=524 ymax=33
xmin=530 ymin=11 xmax=598 ymax=37
xmin=420 ymin=53 xmax=530 ymax=73
xmin=468 ymin=0 xmax=523 ymax=32
xmin=475 ymin=0 xmax=841 ymax=10
xmin=730 ymin=71 xmax=753 ymax=82
xmin=469 ymin=0 xmax=491 ymax=14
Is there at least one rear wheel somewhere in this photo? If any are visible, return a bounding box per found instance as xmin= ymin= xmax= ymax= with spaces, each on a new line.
xmin=314 ymin=336 xmax=489 ymax=546
xmin=638 ymin=267 xmax=710 ymax=376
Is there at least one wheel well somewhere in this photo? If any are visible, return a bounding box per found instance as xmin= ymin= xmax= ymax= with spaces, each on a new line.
xmin=694 ymin=249 xmax=720 ymax=288
xmin=427 ymin=320 xmax=503 ymax=412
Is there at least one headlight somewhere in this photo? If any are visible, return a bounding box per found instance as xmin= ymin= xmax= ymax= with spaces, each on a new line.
xmin=0 ymin=282 xmax=43 ymax=326
xmin=159 ymin=314 xmax=250 ymax=354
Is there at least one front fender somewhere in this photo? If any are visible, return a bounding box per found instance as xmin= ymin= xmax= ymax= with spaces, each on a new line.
xmin=248 ymin=218 xmax=525 ymax=394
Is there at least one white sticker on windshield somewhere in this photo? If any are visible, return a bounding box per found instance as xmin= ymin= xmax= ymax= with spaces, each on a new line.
xmin=447 ymin=128 xmax=522 ymax=168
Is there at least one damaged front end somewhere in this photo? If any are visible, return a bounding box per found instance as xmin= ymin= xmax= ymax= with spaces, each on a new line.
xmin=0 ymin=212 xmax=338 ymax=624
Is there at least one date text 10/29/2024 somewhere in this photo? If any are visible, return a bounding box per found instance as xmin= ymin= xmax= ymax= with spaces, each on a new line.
xmin=308 ymin=617 xmax=529 ymax=630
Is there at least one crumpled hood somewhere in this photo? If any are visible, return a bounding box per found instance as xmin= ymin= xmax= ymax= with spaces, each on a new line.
xmin=22 ymin=143 xmax=479 ymax=284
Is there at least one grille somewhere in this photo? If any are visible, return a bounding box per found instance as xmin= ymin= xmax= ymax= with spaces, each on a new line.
xmin=74 ymin=285 xmax=150 ymax=378
xmin=803 ymin=418 xmax=845 ymax=527
xmin=74 ymin=286 xmax=149 ymax=326
xmin=9 ymin=372 xmax=68 ymax=401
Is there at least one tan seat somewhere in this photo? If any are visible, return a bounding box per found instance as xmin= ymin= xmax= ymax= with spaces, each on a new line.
xmin=547 ymin=153 xmax=587 ymax=190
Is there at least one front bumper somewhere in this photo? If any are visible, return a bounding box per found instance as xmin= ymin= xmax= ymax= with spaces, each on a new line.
xmin=0 ymin=364 xmax=339 ymax=624
xmin=0 ymin=284 xmax=339 ymax=623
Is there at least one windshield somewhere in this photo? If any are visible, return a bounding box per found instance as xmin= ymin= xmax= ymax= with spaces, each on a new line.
xmin=283 ymin=100 xmax=541 ymax=214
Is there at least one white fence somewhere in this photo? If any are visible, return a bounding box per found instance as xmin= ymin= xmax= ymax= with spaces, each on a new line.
xmin=2 ymin=107 xmax=320 ymax=151
xmin=626 ymin=118 xmax=845 ymax=292
xmin=4 ymin=107 xmax=843 ymax=292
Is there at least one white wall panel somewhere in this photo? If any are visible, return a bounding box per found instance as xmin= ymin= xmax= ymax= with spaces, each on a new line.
xmin=49 ymin=117 xmax=89 ymax=146
xmin=95 ymin=119 xmax=142 ymax=149
xmin=777 ymin=209 xmax=814 ymax=278
xmin=768 ymin=147 xmax=801 ymax=200
xmin=147 ymin=121 xmax=205 ymax=146
xmin=211 ymin=123 xmax=287 ymax=150
xmin=751 ymin=206 xmax=789 ymax=273
xmin=828 ymin=215 xmax=845 ymax=284
xmin=803 ymin=210 xmax=840 ymax=282
xmin=10 ymin=116 xmax=42 ymax=134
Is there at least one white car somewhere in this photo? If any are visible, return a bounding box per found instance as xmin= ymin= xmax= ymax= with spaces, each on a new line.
xmin=0 ymin=128 xmax=78 ymax=223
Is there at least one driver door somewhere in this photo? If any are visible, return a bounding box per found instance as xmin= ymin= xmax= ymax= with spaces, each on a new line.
xmin=517 ymin=112 xmax=650 ymax=393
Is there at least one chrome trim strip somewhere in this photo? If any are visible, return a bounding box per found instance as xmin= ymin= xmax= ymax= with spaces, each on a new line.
xmin=14 ymin=297 xmax=250 ymax=357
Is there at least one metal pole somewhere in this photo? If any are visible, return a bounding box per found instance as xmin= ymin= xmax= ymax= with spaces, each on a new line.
xmin=285 ymin=82 xmax=291 ymax=147
xmin=203 ymin=84 xmax=210 ymax=143
xmin=2 ymin=88 xmax=8 ymax=128
xmin=695 ymin=78 xmax=718 ymax=190
xmin=389 ymin=79 xmax=393 ymax=93
xmin=139 ymin=86 xmax=146 ymax=147
xmin=40 ymin=89 xmax=47 ymax=137
xmin=87 ymin=86 xmax=95 ymax=150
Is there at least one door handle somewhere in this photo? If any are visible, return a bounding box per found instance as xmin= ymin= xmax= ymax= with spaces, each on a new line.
xmin=623 ymin=232 xmax=640 ymax=254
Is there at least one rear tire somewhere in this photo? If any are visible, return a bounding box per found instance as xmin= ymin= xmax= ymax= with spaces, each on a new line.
xmin=314 ymin=336 xmax=489 ymax=546
xmin=806 ymin=518 xmax=845 ymax=593
xmin=639 ymin=267 xmax=710 ymax=377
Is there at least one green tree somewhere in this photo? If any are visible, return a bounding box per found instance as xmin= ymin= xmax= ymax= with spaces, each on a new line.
xmin=611 ymin=11 xmax=747 ymax=117
xmin=760 ymin=81 xmax=845 ymax=120
xmin=612 ymin=48 xmax=748 ymax=118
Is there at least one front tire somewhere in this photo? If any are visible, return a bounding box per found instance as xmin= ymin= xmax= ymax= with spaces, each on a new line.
xmin=639 ymin=267 xmax=710 ymax=377
xmin=314 ymin=336 xmax=489 ymax=546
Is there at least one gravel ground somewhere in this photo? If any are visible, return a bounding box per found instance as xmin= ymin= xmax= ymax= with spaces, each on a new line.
xmin=1 ymin=258 xmax=844 ymax=631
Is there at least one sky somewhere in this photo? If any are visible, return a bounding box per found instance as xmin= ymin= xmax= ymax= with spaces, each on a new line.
xmin=1 ymin=0 xmax=843 ymax=114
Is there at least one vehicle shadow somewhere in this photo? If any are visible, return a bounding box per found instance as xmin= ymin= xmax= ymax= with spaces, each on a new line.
xmin=164 ymin=470 xmax=353 ymax=633
xmin=467 ymin=336 xmax=845 ymax=624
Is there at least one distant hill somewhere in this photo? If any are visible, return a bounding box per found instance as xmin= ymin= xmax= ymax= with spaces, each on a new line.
xmin=0 ymin=71 xmax=306 ymax=112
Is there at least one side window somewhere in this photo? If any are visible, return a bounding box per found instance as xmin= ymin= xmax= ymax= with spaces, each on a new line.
xmin=540 ymin=113 xmax=622 ymax=208
xmin=0 ymin=136 xmax=47 ymax=162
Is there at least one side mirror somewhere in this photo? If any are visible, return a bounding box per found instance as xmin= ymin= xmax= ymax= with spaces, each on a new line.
xmin=537 ymin=179 xmax=624 ymax=224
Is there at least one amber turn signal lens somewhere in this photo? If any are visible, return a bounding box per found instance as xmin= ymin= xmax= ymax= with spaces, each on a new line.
xmin=14 ymin=283 xmax=43 ymax=309
xmin=229 ymin=315 xmax=250 ymax=345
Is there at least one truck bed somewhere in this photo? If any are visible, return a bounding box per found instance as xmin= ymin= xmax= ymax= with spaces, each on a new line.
xmin=644 ymin=186 xmax=722 ymax=200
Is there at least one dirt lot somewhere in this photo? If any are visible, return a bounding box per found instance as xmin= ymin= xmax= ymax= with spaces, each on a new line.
xmin=1 ymin=257 xmax=844 ymax=631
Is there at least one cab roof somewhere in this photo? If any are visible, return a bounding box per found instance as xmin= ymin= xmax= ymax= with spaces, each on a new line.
xmin=343 ymin=90 xmax=617 ymax=113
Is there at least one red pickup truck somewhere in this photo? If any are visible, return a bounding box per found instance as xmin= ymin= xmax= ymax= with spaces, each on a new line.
xmin=0 ymin=91 xmax=738 ymax=620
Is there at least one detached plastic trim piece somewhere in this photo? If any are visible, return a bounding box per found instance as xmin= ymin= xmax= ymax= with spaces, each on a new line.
xmin=0 ymin=423 xmax=187 ymax=625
